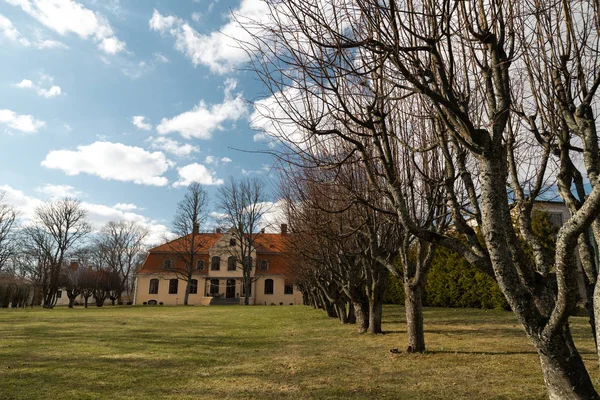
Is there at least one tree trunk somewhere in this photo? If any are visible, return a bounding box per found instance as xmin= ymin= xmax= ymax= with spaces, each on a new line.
xmin=84 ymin=297 xmax=89 ymax=308
xmin=367 ymin=263 xmax=388 ymax=334
xmin=404 ymin=281 xmax=425 ymax=353
xmin=353 ymin=300 xmax=369 ymax=333
xmin=335 ymin=301 xmax=348 ymax=323
xmin=244 ymin=277 xmax=250 ymax=305
xmin=594 ymin=280 xmax=600 ymax=365
xmin=68 ymin=298 xmax=75 ymax=308
xmin=369 ymin=299 xmax=383 ymax=334
xmin=537 ymin=328 xmax=600 ymax=400
xmin=302 ymin=291 xmax=309 ymax=306
xmin=184 ymin=278 xmax=191 ymax=306
xmin=43 ymin=289 xmax=57 ymax=309
xmin=346 ymin=302 xmax=356 ymax=324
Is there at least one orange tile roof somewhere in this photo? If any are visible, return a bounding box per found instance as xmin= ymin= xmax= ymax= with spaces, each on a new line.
xmin=137 ymin=232 xmax=290 ymax=275
xmin=149 ymin=233 xmax=223 ymax=253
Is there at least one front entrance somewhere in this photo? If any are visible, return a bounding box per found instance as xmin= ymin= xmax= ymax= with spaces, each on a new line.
xmin=226 ymin=279 xmax=236 ymax=298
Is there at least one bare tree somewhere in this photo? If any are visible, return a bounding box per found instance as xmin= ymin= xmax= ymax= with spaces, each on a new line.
xmin=0 ymin=191 xmax=17 ymax=272
xmin=242 ymin=0 xmax=600 ymax=397
xmin=217 ymin=176 xmax=270 ymax=305
xmin=168 ymin=182 xmax=209 ymax=306
xmin=96 ymin=221 xmax=148 ymax=303
xmin=61 ymin=262 xmax=84 ymax=308
xmin=22 ymin=198 xmax=91 ymax=308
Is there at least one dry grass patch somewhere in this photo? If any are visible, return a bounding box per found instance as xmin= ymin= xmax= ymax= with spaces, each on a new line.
xmin=0 ymin=305 xmax=597 ymax=399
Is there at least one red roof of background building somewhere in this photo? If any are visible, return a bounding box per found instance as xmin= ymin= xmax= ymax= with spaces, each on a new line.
xmin=137 ymin=232 xmax=290 ymax=275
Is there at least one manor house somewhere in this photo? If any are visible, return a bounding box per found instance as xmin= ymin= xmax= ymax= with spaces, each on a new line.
xmin=134 ymin=224 xmax=302 ymax=306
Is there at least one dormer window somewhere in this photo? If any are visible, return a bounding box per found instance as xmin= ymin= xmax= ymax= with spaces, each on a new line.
xmin=230 ymin=238 xmax=236 ymax=246
xmin=260 ymin=260 xmax=269 ymax=271
xmin=163 ymin=259 xmax=172 ymax=270
xmin=196 ymin=260 xmax=205 ymax=271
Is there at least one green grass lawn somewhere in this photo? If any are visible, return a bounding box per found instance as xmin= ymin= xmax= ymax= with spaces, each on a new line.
xmin=0 ymin=305 xmax=597 ymax=400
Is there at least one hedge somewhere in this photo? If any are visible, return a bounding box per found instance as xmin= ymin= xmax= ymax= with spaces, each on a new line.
xmin=384 ymin=247 xmax=508 ymax=310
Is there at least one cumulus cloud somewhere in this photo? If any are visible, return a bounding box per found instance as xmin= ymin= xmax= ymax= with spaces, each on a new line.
xmin=156 ymin=78 xmax=247 ymax=139
xmin=41 ymin=141 xmax=174 ymax=186
xmin=14 ymin=77 xmax=62 ymax=98
xmin=5 ymin=0 xmax=126 ymax=54
xmin=1 ymin=184 xmax=170 ymax=246
xmin=0 ymin=109 xmax=45 ymax=133
xmin=132 ymin=115 xmax=152 ymax=130
xmin=173 ymin=163 xmax=224 ymax=187
xmin=35 ymin=183 xmax=82 ymax=198
xmin=148 ymin=136 xmax=199 ymax=157
xmin=149 ymin=0 xmax=270 ymax=74
xmin=113 ymin=203 xmax=138 ymax=211
xmin=259 ymin=199 xmax=287 ymax=232
xmin=0 ymin=13 xmax=30 ymax=45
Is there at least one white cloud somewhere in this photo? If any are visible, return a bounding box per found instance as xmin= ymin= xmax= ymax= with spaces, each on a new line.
xmin=153 ymin=52 xmax=169 ymax=63
xmin=81 ymin=201 xmax=171 ymax=245
xmin=0 ymin=109 xmax=45 ymax=133
xmin=148 ymin=136 xmax=199 ymax=157
xmin=205 ymin=155 xmax=232 ymax=165
xmin=173 ymin=163 xmax=224 ymax=187
xmin=149 ymin=0 xmax=270 ymax=74
xmin=132 ymin=115 xmax=152 ymax=130
xmin=0 ymin=184 xmax=170 ymax=246
xmin=35 ymin=183 xmax=82 ymax=198
xmin=113 ymin=202 xmax=137 ymax=211
xmin=0 ymin=13 xmax=30 ymax=45
xmin=259 ymin=200 xmax=286 ymax=232
xmin=14 ymin=77 xmax=62 ymax=98
xmin=15 ymin=79 xmax=33 ymax=89
xmin=191 ymin=12 xmax=202 ymax=23
xmin=0 ymin=184 xmax=43 ymax=221
xmin=156 ymin=78 xmax=247 ymax=139
xmin=41 ymin=141 xmax=174 ymax=186
xmin=98 ymin=36 xmax=125 ymax=54
xmin=5 ymin=0 xmax=126 ymax=54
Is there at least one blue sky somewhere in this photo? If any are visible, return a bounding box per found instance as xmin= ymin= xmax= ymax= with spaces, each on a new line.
xmin=0 ymin=0 xmax=281 ymax=243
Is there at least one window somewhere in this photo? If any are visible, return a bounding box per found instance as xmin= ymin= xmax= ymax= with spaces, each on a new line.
xmin=56 ymin=290 xmax=62 ymax=298
xmin=243 ymin=256 xmax=253 ymax=270
xmin=211 ymin=256 xmax=220 ymax=271
xmin=264 ymin=279 xmax=274 ymax=295
xmin=190 ymin=279 xmax=198 ymax=294
xmin=210 ymin=278 xmax=220 ymax=295
xmin=169 ymin=279 xmax=178 ymax=294
xmin=548 ymin=212 xmax=564 ymax=228
xmin=227 ymin=256 xmax=237 ymax=271
xmin=149 ymin=279 xmax=159 ymax=294
xmin=163 ymin=259 xmax=172 ymax=270
xmin=196 ymin=260 xmax=205 ymax=271
xmin=284 ymin=283 xmax=293 ymax=295
xmin=229 ymin=238 xmax=236 ymax=246
xmin=260 ymin=260 xmax=269 ymax=271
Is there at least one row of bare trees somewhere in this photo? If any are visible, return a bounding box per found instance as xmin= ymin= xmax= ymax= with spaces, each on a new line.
xmin=241 ymin=0 xmax=600 ymax=397
xmin=0 ymin=194 xmax=148 ymax=309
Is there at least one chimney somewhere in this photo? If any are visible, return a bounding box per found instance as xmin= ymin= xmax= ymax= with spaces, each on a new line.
xmin=280 ymin=224 xmax=288 ymax=235
xmin=260 ymin=228 xmax=265 ymax=234
xmin=216 ymin=227 xmax=222 ymax=234
xmin=193 ymin=222 xmax=199 ymax=235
